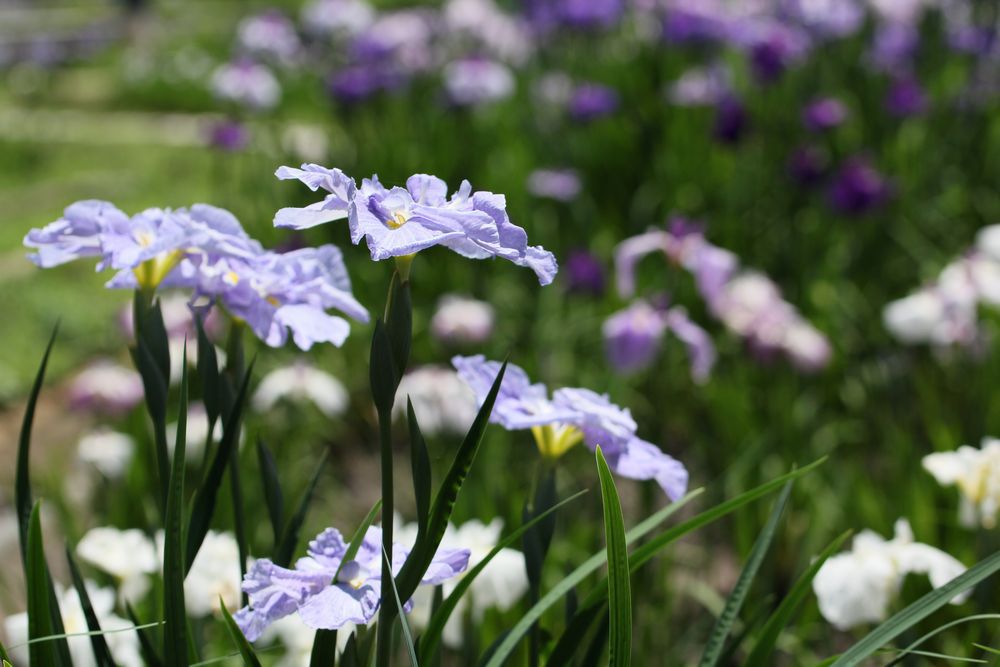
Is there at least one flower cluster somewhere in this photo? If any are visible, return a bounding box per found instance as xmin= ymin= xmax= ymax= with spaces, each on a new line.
xmin=452 ymin=354 xmax=688 ymax=499
xmin=615 ymin=220 xmax=831 ymax=373
xmin=276 ymin=164 xmax=557 ymax=284
xmin=24 ymin=200 xmax=369 ymax=350
xmin=235 ymin=525 xmax=469 ymax=640
xmin=812 ymin=519 xmax=967 ymax=630
xmin=884 ymin=224 xmax=1000 ymax=348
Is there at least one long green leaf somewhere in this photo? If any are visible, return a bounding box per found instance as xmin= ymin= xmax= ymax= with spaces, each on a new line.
xmin=596 ymin=447 xmax=631 ymax=667
xmin=219 ymin=598 xmax=262 ymax=667
xmin=418 ymin=491 xmax=587 ymax=663
xmin=308 ymin=630 xmax=338 ymax=667
xmin=256 ymin=438 xmax=285 ymax=548
xmin=483 ymin=459 xmax=825 ymax=667
xmin=369 ymin=319 xmax=397 ymax=413
xmin=132 ymin=336 xmax=171 ymax=511
xmin=163 ymin=356 xmax=189 ymax=666
xmin=229 ymin=444 xmax=249 ymax=605
xmin=274 ymin=449 xmax=330 ymax=567
xmin=385 ymin=272 xmax=412 ymax=386
xmin=381 ymin=546 xmax=419 ymax=667
xmin=699 ymin=481 xmax=793 ymax=667
xmin=195 ymin=315 xmax=221 ymax=427
xmin=831 ymin=549 xmax=1000 ymax=667
xmin=26 ymin=501 xmax=56 ymax=666
xmin=744 ymin=530 xmax=852 ymax=666
xmin=335 ymin=499 xmax=384 ymax=579
xmin=396 ymin=362 xmax=508 ymax=600
xmin=66 ymin=545 xmax=117 ymax=667
xmin=406 ymin=400 xmax=431 ymax=537
xmin=187 ymin=359 xmax=254 ymax=570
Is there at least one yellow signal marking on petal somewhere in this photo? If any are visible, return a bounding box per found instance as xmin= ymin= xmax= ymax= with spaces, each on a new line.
xmin=224 ymin=270 xmax=240 ymax=286
xmin=386 ymin=211 xmax=409 ymax=229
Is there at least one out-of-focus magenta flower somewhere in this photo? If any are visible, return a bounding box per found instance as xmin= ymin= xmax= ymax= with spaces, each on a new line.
xmin=443 ymin=57 xmax=515 ymax=107
xmin=69 ymin=360 xmax=145 ymax=416
xmin=526 ymin=168 xmax=581 ymax=202
xmin=802 ymin=97 xmax=848 ymax=132
xmin=603 ymin=299 xmax=715 ymax=381
xmin=787 ymin=145 xmax=828 ymax=186
xmin=210 ymin=59 xmax=281 ymax=111
xmin=870 ymin=23 xmax=919 ymax=71
xmin=828 ymin=158 xmax=892 ymax=215
xmin=886 ymin=77 xmax=928 ymax=117
xmin=207 ymin=120 xmax=249 ymax=152
xmin=327 ymin=64 xmax=403 ymax=104
xmin=430 ymin=295 xmax=495 ymax=345
xmin=744 ymin=24 xmax=811 ymax=83
xmin=568 ymin=83 xmax=619 ymax=122
xmin=661 ymin=4 xmax=730 ymax=45
xmin=713 ymin=95 xmax=748 ymax=144
xmin=523 ymin=0 xmax=624 ymax=31
xmin=564 ymin=250 xmax=605 ymax=296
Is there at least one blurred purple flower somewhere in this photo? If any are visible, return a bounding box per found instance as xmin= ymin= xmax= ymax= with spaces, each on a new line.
xmin=870 ymin=23 xmax=919 ymax=71
xmin=327 ymin=64 xmax=403 ymax=104
xmin=237 ymin=10 xmax=302 ymax=65
xmin=211 ymin=59 xmax=281 ymax=111
xmin=828 ymin=158 xmax=891 ymax=214
xmin=787 ymin=145 xmax=828 ymax=186
xmin=713 ymin=95 xmax=748 ymax=144
xmin=886 ymin=77 xmax=928 ymax=117
xmin=661 ymin=5 xmax=730 ymax=45
xmin=781 ymin=0 xmax=863 ymax=38
xmin=568 ymin=84 xmax=619 ymax=122
xmin=745 ymin=24 xmax=811 ymax=83
xmin=564 ymin=250 xmax=605 ymax=296
xmin=523 ymin=0 xmax=624 ymax=31
xmin=603 ymin=300 xmax=715 ymax=382
xmin=235 ymin=525 xmax=469 ymax=641
xmin=526 ymin=168 xmax=581 ymax=202
xmin=207 ymin=120 xmax=249 ymax=152
xmin=452 ymin=354 xmax=689 ymax=498
xmin=802 ymin=97 xmax=848 ymax=132
xmin=301 ymin=0 xmax=375 ymax=38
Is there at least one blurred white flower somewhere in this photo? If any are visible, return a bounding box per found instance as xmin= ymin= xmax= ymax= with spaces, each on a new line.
xmin=301 ymin=0 xmax=375 ymax=37
xmin=443 ymin=0 xmax=533 ymax=65
xmin=160 ymin=530 xmax=243 ymax=617
xmin=261 ymin=616 xmax=356 ymax=666
xmin=976 ymin=224 xmax=1000 ymax=263
xmin=237 ymin=11 xmax=302 ymax=65
xmin=397 ymin=515 xmax=528 ymax=647
xmin=812 ymin=519 xmax=967 ymax=630
xmin=77 ymin=527 xmax=157 ymax=602
xmin=5 ymin=582 xmax=143 ymax=667
xmin=923 ymin=437 xmax=1000 ymax=528
xmin=211 ymin=60 xmax=281 ymax=111
xmin=252 ymin=361 xmax=349 ymax=418
xmin=77 ymin=429 xmax=135 ymax=479
xmin=69 ymin=360 xmax=144 ymax=416
xmin=444 ymin=58 xmax=515 ymax=107
xmin=430 ymin=295 xmax=495 ymax=345
xmin=394 ymin=366 xmax=479 ymax=437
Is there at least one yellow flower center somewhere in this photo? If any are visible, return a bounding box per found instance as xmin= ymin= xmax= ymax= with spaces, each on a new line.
xmin=386 ymin=211 xmax=409 ymax=229
xmin=532 ymin=424 xmax=584 ymax=460
xmin=132 ymin=250 xmax=183 ymax=290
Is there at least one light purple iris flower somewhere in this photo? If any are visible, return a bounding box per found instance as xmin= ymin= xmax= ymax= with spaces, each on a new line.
xmin=603 ymin=300 xmax=715 ymax=382
xmin=452 ymin=355 xmax=689 ymax=499
xmin=24 ymin=200 xmax=124 ymax=268
xmin=275 ymin=166 xmax=558 ymax=284
xmin=235 ymin=525 xmax=469 ymax=641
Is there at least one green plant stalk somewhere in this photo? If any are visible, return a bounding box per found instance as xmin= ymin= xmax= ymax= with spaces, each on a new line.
xmin=375 ymin=404 xmax=395 ymax=667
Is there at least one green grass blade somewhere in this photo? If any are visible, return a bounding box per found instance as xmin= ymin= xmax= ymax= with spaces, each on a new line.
xmin=396 ymin=362 xmax=508 ymax=601
xmin=229 ymin=445 xmax=249 ymax=605
xmin=744 ymin=530 xmax=852 ymax=666
xmin=831 ymin=549 xmax=1000 ymax=667
xmin=163 ymin=354 xmax=189 ymax=666
xmin=256 ymin=438 xmax=285 ymax=549
xmin=274 ymin=449 xmax=330 ymax=568
xmin=382 ymin=545 xmax=419 ymax=667
xmin=885 ymin=614 xmax=1000 ymax=666
xmin=406 ymin=399 xmax=432 ymax=537
xmin=596 ymin=447 xmax=631 ymax=667
xmin=195 ymin=315 xmax=221 ymax=427
xmin=26 ymin=501 xmax=57 ymax=666
xmin=219 ymin=597 xmax=262 ymax=667
xmin=418 ymin=490 xmax=587 ymax=663
xmin=699 ymin=480 xmax=793 ymax=667
xmin=187 ymin=359 xmax=254 ymax=570
xmin=65 ymin=545 xmax=117 ymax=667
xmin=125 ymin=603 xmax=164 ymax=667
xmin=481 ymin=490 xmax=700 ymax=667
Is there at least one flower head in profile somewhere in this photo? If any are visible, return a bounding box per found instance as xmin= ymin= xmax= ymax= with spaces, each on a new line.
xmin=452 ymin=355 xmax=688 ymax=499
xmin=275 ymin=166 xmax=558 ymax=284
xmin=812 ymin=519 xmax=967 ymax=630
xmin=235 ymin=524 xmax=469 ymax=641
xmin=923 ymin=438 xmax=1000 ymax=529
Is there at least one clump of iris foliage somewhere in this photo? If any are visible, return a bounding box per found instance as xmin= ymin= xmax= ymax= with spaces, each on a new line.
xmin=6 ymin=0 xmax=1000 ymax=664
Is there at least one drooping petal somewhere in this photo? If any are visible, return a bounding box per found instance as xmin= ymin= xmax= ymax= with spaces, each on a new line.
xmin=600 ymin=438 xmax=689 ymax=501
xmin=297 ymin=584 xmax=380 ymax=630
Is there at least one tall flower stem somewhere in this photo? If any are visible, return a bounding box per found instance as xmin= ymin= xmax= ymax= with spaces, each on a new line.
xmin=374 ymin=263 xmax=412 ymax=667
xmin=523 ymin=457 xmax=558 ymax=667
